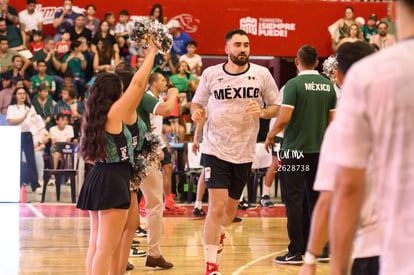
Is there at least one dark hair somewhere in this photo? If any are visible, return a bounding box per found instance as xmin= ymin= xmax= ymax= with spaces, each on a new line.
xmin=119 ymin=10 xmax=129 ymax=16
xmin=378 ymin=21 xmax=388 ymax=28
xmin=62 ymin=85 xmax=76 ymax=99
xmin=70 ymin=40 xmax=82 ymax=51
xmin=186 ymin=40 xmax=197 ymax=47
xmin=347 ymin=23 xmax=361 ymax=38
xmin=336 ymin=41 xmax=374 ymax=75
xmin=96 ymin=20 xmax=110 ymax=39
xmin=85 ymin=4 xmax=96 ymax=10
xmin=37 ymin=59 xmax=47 ymax=66
xmin=115 ymin=63 xmax=136 ymax=91
xmin=44 ymin=36 xmax=54 ymax=44
xmin=56 ymin=113 xmax=68 ymax=121
xmin=345 ymin=6 xmax=354 ymax=13
xmin=12 ymin=55 xmax=22 ymax=62
xmin=96 ymin=39 xmax=113 ymax=65
xmin=149 ymin=72 xmax=163 ymax=85
xmin=401 ymin=0 xmax=414 ymax=10
xmin=0 ymin=18 xmax=5 ymax=24
xmin=37 ymin=82 xmax=50 ymax=92
xmin=115 ymin=61 xmax=136 ymax=73
xmin=9 ymin=77 xmax=23 ymax=88
xmin=0 ymin=35 xmax=8 ymax=43
xmin=104 ymin=12 xmax=114 ymax=20
xmin=80 ymin=72 xmax=122 ymax=161
xmin=225 ymin=29 xmax=248 ymax=43
xmin=27 ymin=0 xmax=36 ymax=4
xmin=150 ymin=4 xmax=164 ymax=24
xmin=10 ymin=87 xmax=31 ymax=107
xmin=297 ymin=45 xmax=318 ymax=67
xmin=64 ymin=70 xmax=74 ymax=78
xmin=33 ymin=30 xmax=43 ymax=37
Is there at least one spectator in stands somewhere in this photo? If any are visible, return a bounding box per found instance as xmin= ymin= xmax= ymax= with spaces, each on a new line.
xmin=32 ymin=82 xmax=55 ymax=130
xmin=30 ymin=60 xmax=56 ymax=96
xmin=68 ymin=14 xmax=92 ymax=43
xmin=166 ymin=19 xmax=192 ymax=58
xmin=85 ymin=4 xmax=100 ymax=37
xmin=179 ymin=40 xmax=202 ymax=77
xmin=329 ymin=6 xmax=356 ymax=52
xmin=1 ymin=55 xmax=31 ymax=91
xmin=148 ymin=4 xmax=165 ymax=24
xmin=49 ymin=113 xmax=74 ymax=169
xmin=169 ymin=60 xmax=196 ymax=112
xmin=104 ymin=12 xmax=116 ymax=35
xmin=7 ymin=87 xmax=40 ymax=192
xmin=153 ymin=51 xmax=177 ymax=79
xmin=130 ymin=54 xmax=144 ymax=69
xmin=52 ymin=0 xmax=81 ymax=42
xmin=29 ymin=30 xmax=44 ymax=54
xmin=55 ymin=30 xmax=71 ymax=59
xmin=91 ymin=20 xmax=118 ymax=52
xmin=32 ymin=36 xmax=63 ymax=100
xmin=19 ymin=0 xmax=43 ymax=49
xmin=337 ymin=23 xmax=363 ymax=48
xmin=115 ymin=10 xmax=133 ymax=59
xmin=61 ymin=40 xmax=87 ymax=97
xmin=92 ymin=38 xmax=119 ymax=73
xmin=369 ymin=21 xmax=396 ymax=50
xmin=0 ymin=18 xmax=25 ymax=51
xmin=63 ymin=70 xmax=77 ymax=95
xmin=0 ymin=0 xmax=18 ymax=26
xmin=361 ymin=14 xmax=378 ymax=42
xmin=0 ymin=77 xmax=20 ymax=125
xmin=381 ymin=2 xmax=396 ymax=37
xmin=55 ymin=85 xmax=83 ymax=138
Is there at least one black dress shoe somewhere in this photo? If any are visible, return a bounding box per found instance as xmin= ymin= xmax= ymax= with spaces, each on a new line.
xmin=145 ymin=255 xmax=173 ymax=269
xmin=126 ymin=261 xmax=134 ymax=271
xmin=31 ymin=182 xmax=41 ymax=192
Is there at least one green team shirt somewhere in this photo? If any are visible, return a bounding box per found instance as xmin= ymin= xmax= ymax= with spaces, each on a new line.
xmin=169 ymin=74 xmax=194 ymax=93
xmin=361 ymin=25 xmax=378 ymax=42
xmin=31 ymin=74 xmax=56 ymax=92
xmin=32 ymin=50 xmax=60 ymax=76
xmin=282 ymin=70 xmax=336 ymax=153
xmin=136 ymin=92 xmax=160 ymax=132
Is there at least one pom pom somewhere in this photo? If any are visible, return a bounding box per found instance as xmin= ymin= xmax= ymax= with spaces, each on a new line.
xmin=131 ymin=155 xmax=149 ymax=188
xmin=141 ymin=132 xmax=161 ymax=162
xmin=129 ymin=17 xmax=173 ymax=54
xmin=323 ymin=55 xmax=338 ymax=77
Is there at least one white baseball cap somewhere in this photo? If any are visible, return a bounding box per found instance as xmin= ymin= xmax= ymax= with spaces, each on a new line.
xmin=166 ymin=19 xmax=180 ymax=29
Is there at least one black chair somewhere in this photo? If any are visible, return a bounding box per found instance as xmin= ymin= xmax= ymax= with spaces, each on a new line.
xmin=41 ymin=142 xmax=79 ymax=203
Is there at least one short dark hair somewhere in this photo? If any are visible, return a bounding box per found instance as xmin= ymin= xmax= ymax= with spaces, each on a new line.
xmin=37 ymin=59 xmax=47 ymax=66
xmin=85 ymin=4 xmax=96 ymax=10
xmin=297 ymin=45 xmax=318 ymax=67
xmin=64 ymin=70 xmax=74 ymax=78
xmin=12 ymin=55 xmax=22 ymax=62
xmin=225 ymin=29 xmax=248 ymax=43
xmin=186 ymin=40 xmax=197 ymax=47
xmin=0 ymin=35 xmax=7 ymax=43
xmin=149 ymin=72 xmax=163 ymax=86
xmin=378 ymin=21 xmax=388 ymax=28
xmin=0 ymin=18 xmax=6 ymax=24
xmin=62 ymin=85 xmax=76 ymax=99
xmin=104 ymin=12 xmax=114 ymax=20
xmin=70 ymin=40 xmax=82 ymax=51
xmin=119 ymin=10 xmax=129 ymax=16
xmin=27 ymin=0 xmax=36 ymax=4
xmin=44 ymin=36 xmax=54 ymax=44
xmin=56 ymin=113 xmax=68 ymax=121
xmin=336 ymin=41 xmax=374 ymax=75
xmin=345 ymin=6 xmax=354 ymax=13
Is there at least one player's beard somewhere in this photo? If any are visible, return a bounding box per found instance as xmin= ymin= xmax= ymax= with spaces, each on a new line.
xmin=230 ymin=52 xmax=249 ymax=66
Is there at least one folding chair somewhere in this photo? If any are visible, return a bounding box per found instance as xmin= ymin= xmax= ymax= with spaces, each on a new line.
xmin=41 ymin=142 xmax=79 ymax=203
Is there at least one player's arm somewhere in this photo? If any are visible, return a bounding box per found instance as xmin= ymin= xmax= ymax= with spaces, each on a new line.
xmin=329 ymin=167 xmax=365 ymax=275
xmin=259 ymin=105 xmax=280 ymax=119
xmin=264 ymin=106 xmax=293 ymax=153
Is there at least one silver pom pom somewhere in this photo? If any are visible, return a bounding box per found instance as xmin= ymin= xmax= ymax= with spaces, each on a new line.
xmin=323 ymin=55 xmax=338 ymax=77
xmin=129 ymin=17 xmax=173 ymax=54
xmin=141 ymin=132 xmax=161 ymax=163
xmin=131 ymin=155 xmax=150 ymax=188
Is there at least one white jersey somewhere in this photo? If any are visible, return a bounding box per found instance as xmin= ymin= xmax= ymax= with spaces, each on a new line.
xmin=314 ymin=122 xmax=381 ymax=259
xmin=192 ymin=62 xmax=280 ymax=163
xmin=147 ymin=90 xmax=166 ymax=148
xmin=332 ymin=39 xmax=414 ymax=274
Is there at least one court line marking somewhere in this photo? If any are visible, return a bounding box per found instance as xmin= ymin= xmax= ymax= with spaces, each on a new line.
xmin=232 ymin=249 xmax=287 ymax=275
xmin=27 ymin=204 xmax=45 ymax=218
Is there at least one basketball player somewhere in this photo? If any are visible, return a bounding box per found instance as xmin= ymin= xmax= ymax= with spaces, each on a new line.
xmin=191 ymin=29 xmax=281 ymax=275
xmin=329 ymin=1 xmax=414 ymax=274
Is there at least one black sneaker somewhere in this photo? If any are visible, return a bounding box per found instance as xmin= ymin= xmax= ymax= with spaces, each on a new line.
xmin=318 ymin=246 xmax=330 ymax=263
xmin=135 ymin=227 xmax=147 ymax=237
xmin=260 ymin=195 xmax=274 ymax=207
xmin=232 ymin=216 xmax=242 ymax=223
xmin=129 ymin=247 xmax=147 ymax=257
xmin=192 ymin=207 xmax=207 ymax=217
xmin=274 ymin=252 xmax=303 ymax=265
xmin=131 ymin=240 xmax=140 ymax=247
xmin=238 ymin=198 xmax=249 ymax=210
xmin=126 ymin=261 xmax=134 ymax=271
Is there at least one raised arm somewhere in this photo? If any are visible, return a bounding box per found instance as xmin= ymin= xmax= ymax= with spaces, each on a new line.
xmin=154 ymin=88 xmax=179 ymax=116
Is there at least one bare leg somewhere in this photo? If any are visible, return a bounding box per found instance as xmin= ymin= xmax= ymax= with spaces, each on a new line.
xmin=86 ymin=211 xmax=99 ymax=275
xmin=221 ymin=197 xmax=239 ymax=227
xmin=92 ymin=209 xmax=128 ymax=275
xmin=162 ymin=163 xmax=173 ymax=197
xmin=196 ymin=169 xmax=206 ymax=202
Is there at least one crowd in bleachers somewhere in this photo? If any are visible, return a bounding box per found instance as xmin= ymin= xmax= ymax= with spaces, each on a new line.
xmin=0 ymin=0 xmax=203 ymax=191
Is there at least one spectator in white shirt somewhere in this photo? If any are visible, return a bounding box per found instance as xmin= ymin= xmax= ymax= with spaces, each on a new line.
xmin=49 ymin=113 xmax=74 ymax=169
xmin=18 ymin=0 xmax=43 ymax=49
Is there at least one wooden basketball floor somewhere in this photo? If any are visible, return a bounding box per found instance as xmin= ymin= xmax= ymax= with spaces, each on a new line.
xmin=1 ymin=199 xmax=331 ymax=275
